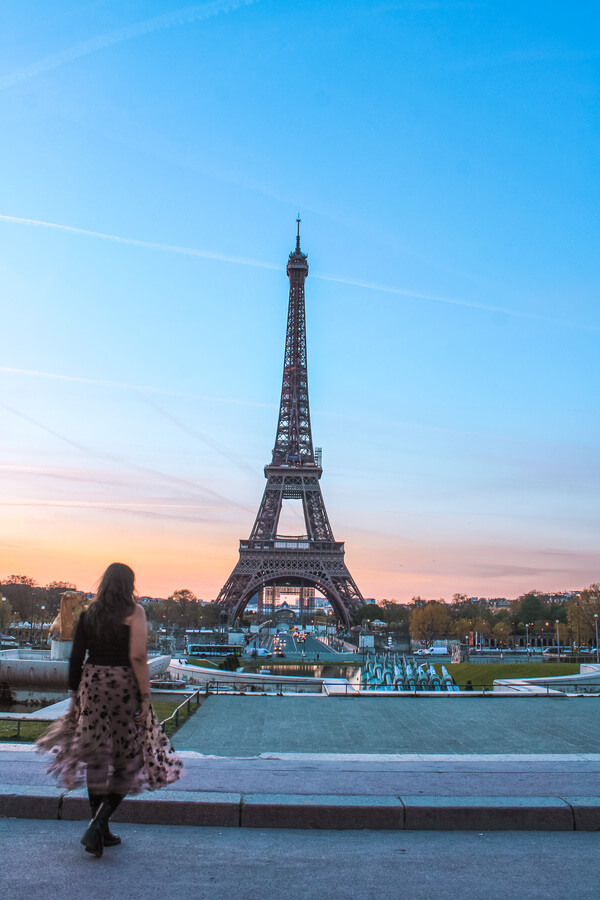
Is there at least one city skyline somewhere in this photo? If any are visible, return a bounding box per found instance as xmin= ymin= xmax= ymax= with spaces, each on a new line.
xmin=1 ymin=1 xmax=599 ymax=603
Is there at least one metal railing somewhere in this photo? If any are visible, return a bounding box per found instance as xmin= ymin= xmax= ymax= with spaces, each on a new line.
xmin=203 ymin=679 xmax=323 ymax=695
xmin=0 ymin=691 xmax=204 ymax=740
xmin=0 ymin=715 xmax=54 ymax=739
xmin=159 ymin=689 xmax=203 ymax=732
xmin=239 ymin=538 xmax=345 ymax=552
xmin=356 ymin=681 xmax=600 ymax=695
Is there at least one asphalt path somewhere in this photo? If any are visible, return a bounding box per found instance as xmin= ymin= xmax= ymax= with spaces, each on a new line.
xmin=3 ymin=820 xmax=599 ymax=900
xmin=4 ymin=747 xmax=600 ymax=798
xmin=247 ymin=631 xmax=355 ymax=662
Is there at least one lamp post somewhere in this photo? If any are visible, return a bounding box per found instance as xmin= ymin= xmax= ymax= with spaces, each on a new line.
xmin=595 ymin=614 xmax=599 ymax=665
xmin=29 ymin=591 xmax=35 ymax=644
xmin=525 ymin=622 xmax=530 ymax=661
xmin=0 ymin=595 xmax=6 ymax=649
xmin=39 ymin=605 xmax=45 ymax=647
xmin=556 ymin=619 xmax=560 ymax=661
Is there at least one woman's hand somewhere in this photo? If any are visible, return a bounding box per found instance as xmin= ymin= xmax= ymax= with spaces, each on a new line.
xmin=67 ymin=691 xmax=78 ymax=718
xmin=135 ymin=694 xmax=151 ymax=725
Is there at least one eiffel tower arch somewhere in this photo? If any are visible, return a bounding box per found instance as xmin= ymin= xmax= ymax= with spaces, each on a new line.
xmin=217 ymin=222 xmax=365 ymax=628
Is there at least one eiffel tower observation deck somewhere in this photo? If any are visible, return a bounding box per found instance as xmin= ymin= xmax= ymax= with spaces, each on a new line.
xmin=217 ymin=222 xmax=365 ymax=628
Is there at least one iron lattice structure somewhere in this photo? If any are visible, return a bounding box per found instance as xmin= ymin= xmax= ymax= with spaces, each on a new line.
xmin=217 ymin=223 xmax=365 ymax=627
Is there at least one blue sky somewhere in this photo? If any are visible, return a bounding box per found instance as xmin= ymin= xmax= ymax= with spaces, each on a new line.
xmin=1 ymin=0 xmax=599 ymax=601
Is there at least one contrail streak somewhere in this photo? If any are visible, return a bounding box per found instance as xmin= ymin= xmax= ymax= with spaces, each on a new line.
xmin=0 ymin=213 xmax=555 ymax=323
xmin=0 ymin=214 xmax=278 ymax=273
xmin=1 ymin=403 xmax=254 ymax=513
xmin=0 ymin=0 xmax=256 ymax=91
xmin=1 ymin=499 xmax=216 ymax=510
xmin=313 ymin=272 xmax=531 ymax=320
xmin=141 ymin=396 xmax=257 ymax=477
xmin=0 ymin=499 xmax=217 ymax=524
xmin=0 ymin=365 xmax=273 ymax=409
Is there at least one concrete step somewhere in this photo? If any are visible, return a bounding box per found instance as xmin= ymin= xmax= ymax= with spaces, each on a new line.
xmin=1 ymin=785 xmax=599 ymax=830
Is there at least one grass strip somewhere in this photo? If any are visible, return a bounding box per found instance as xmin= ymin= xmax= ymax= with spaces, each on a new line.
xmin=152 ymin=696 xmax=204 ymax=737
xmin=433 ymin=662 xmax=581 ymax=690
xmin=185 ymin=657 xmax=220 ymax=668
xmin=0 ymin=697 xmax=203 ymax=743
xmin=0 ymin=720 xmax=49 ymax=742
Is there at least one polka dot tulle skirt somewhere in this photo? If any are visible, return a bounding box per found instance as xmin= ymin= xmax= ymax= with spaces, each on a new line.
xmin=36 ymin=662 xmax=183 ymax=794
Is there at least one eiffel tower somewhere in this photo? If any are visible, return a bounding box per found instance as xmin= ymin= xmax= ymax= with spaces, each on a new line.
xmin=217 ymin=221 xmax=365 ymax=628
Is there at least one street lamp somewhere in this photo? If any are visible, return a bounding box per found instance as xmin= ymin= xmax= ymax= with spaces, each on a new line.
xmin=525 ymin=622 xmax=530 ymax=660
xmin=556 ymin=619 xmax=560 ymax=661
xmin=29 ymin=591 xmax=36 ymax=644
xmin=0 ymin=595 xmax=6 ymax=649
xmin=594 ymin=614 xmax=599 ymax=665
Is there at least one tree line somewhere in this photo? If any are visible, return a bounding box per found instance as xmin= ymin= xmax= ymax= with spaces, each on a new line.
xmin=0 ymin=577 xmax=223 ymax=635
xmin=2 ymin=574 xmax=598 ymax=647
xmin=401 ymin=588 xmax=600 ymax=648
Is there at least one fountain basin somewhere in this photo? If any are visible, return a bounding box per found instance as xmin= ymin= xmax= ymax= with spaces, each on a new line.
xmin=0 ymin=649 xmax=171 ymax=689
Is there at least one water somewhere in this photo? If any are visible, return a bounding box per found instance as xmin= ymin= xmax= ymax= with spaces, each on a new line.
xmin=243 ymin=664 xmax=362 ymax=686
xmin=0 ymin=701 xmax=47 ymax=713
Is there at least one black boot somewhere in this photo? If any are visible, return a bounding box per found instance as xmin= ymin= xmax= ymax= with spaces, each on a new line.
xmin=88 ymin=792 xmax=121 ymax=847
xmin=81 ymin=801 xmax=115 ymax=857
xmin=102 ymin=823 xmax=122 ymax=847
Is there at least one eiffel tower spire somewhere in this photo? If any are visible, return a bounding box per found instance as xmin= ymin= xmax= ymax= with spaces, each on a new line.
xmin=217 ymin=224 xmax=364 ymax=627
xmin=271 ymin=216 xmax=313 ymax=467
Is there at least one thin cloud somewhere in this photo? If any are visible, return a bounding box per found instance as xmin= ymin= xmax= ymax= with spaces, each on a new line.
xmin=313 ymin=272 xmax=566 ymax=325
xmin=1 ymin=403 xmax=253 ymax=513
xmin=1 ymin=499 xmax=216 ymax=510
xmin=141 ymin=395 xmax=257 ymax=477
xmin=0 ymin=0 xmax=256 ymax=91
xmin=0 ymin=212 xmax=573 ymax=325
xmin=0 ymin=364 xmax=273 ymax=410
xmin=0 ymin=499 xmax=217 ymax=524
xmin=0 ymin=463 xmax=132 ymax=488
xmin=0 ymin=214 xmax=278 ymax=273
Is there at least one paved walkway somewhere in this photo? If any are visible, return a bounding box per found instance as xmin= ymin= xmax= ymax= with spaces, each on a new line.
xmin=2 ymin=695 xmax=599 ymax=831
xmin=3 ymin=745 xmax=600 ymax=797
xmin=3 ymin=821 xmax=600 ymax=900
xmin=173 ymin=694 xmax=600 ymax=755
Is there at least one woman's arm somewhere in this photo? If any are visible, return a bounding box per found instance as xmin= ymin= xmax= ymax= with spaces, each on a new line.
xmin=129 ymin=604 xmax=151 ymax=722
xmin=68 ymin=611 xmax=87 ymax=693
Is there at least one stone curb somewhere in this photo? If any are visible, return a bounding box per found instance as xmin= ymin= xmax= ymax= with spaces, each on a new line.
xmin=1 ymin=787 xmax=600 ymax=830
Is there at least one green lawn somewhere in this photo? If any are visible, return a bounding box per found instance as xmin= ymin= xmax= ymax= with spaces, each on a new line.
xmin=0 ymin=719 xmax=48 ymax=742
xmin=433 ymin=662 xmax=581 ymax=690
xmin=185 ymin=657 xmax=220 ymax=668
xmin=152 ymin=696 xmax=204 ymax=737
xmin=0 ymin=697 xmax=202 ymax=743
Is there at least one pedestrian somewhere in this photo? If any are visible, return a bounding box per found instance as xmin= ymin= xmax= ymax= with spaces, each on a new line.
xmin=465 ymin=680 xmax=474 ymax=691
xmin=36 ymin=562 xmax=183 ymax=857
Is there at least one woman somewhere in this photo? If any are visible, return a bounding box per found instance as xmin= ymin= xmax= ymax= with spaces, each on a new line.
xmin=37 ymin=563 xmax=183 ymax=856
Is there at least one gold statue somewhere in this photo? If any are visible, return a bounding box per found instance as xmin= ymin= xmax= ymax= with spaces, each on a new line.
xmin=49 ymin=591 xmax=87 ymax=642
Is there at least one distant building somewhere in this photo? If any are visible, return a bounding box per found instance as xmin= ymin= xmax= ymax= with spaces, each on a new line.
xmin=486 ymin=598 xmax=511 ymax=610
xmin=547 ymin=592 xmax=577 ymax=604
xmin=258 ymin=584 xmax=315 ymax=624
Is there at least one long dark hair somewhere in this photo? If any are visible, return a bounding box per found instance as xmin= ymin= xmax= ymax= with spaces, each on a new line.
xmin=85 ymin=562 xmax=136 ymax=639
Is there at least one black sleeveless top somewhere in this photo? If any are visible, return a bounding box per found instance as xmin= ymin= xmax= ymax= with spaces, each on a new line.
xmin=68 ymin=609 xmax=131 ymax=691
